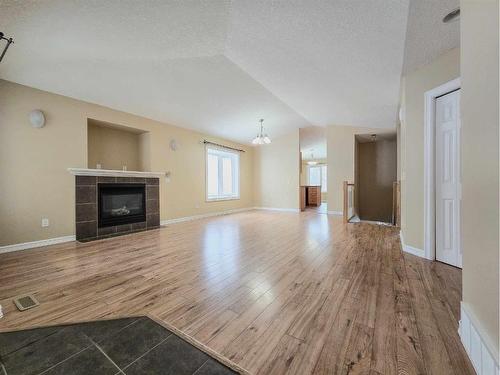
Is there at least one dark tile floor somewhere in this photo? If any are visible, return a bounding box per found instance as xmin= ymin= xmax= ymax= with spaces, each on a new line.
xmin=0 ymin=317 xmax=238 ymax=375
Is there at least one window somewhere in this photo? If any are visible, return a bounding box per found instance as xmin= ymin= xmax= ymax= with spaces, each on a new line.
xmin=206 ymin=146 xmax=240 ymax=201
xmin=308 ymin=165 xmax=327 ymax=193
xmin=309 ymin=166 xmax=321 ymax=185
xmin=321 ymin=165 xmax=327 ymax=193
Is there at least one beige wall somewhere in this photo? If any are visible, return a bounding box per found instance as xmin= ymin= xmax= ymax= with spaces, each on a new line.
xmin=0 ymin=80 xmax=254 ymax=246
xmin=87 ymin=121 xmax=142 ymax=171
xmin=357 ymin=139 xmax=397 ymax=222
xmin=327 ymin=125 xmax=393 ymax=213
xmin=300 ymin=161 xmax=308 ymax=185
xmin=399 ymin=48 xmax=460 ymax=249
xmin=460 ymin=0 xmax=499 ymax=358
xmin=254 ymin=131 xmax=300 ymax=209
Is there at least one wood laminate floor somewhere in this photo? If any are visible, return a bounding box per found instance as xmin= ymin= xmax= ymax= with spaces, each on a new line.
xmin=0 ymin=211 xmax=474 ymax=374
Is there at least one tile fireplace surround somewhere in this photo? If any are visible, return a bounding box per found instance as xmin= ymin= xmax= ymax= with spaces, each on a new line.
xmin=69 ymin=169 xmax=163 ymax=241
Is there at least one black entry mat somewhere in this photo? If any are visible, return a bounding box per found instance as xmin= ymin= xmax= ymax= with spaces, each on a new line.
xmin=0 ymin=317 xmax=238 ymax=375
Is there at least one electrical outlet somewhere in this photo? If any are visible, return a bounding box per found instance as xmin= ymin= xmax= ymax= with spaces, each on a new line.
xmin=41 ymin=218 xmax=49 ymax=227
xmin=195 ymin=204 xmax=200 ymax=209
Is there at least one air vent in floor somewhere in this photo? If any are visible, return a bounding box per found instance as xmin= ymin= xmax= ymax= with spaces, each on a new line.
xmin=13 ymin=294 xmax=39 ymax=311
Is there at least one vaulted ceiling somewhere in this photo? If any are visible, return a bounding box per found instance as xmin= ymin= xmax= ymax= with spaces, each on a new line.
xmin=0 ymin=0 xmax=459 ymax=144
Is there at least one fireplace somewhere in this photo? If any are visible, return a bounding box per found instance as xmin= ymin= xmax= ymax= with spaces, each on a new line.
xmin=72 ymin=172 xmax=160 ymax=242
xmin=98 ymin=184 xmax=146 ymax=227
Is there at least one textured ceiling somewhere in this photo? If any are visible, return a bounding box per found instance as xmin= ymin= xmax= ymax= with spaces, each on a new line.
xmin=1 ymin=1 xmax=417 ymax=143
xmin=403 ymin=0 xmax=460 ymax=74
xmin=226 ymin=0 xmax=410 ymax=129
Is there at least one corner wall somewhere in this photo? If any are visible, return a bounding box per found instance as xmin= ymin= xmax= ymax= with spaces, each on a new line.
xmin=253 ymin=131 xmax=300 ymax=210
xmin=399 ymin=48 xmax=460 ymax=250
xmin=460 ymin=0 xmax=499 ymax=364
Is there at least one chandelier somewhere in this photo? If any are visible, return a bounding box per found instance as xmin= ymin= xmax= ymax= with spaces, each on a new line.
xmin=252 ymin=119 xmax=271 ymax=145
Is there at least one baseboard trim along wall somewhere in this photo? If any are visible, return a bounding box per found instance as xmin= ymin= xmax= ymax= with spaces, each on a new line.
xmin=399 ymin=231 xmax=425 ymax=258
xmin=253 ymin=207 xmax=301 ymax=213
xmin=3 ymin=208 xmax=296 ymax=253
xmin=327 ymin=210 xmax=343 ymax=216
xmin=160 ymin=207 xmax=254 ymax=225
xmin=0 ymin=235 xmax=76 ymax=255
xmin=459 ymin=302 xmax=499 ymax=375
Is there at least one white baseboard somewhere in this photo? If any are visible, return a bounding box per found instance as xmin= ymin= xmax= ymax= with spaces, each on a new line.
xmin=253 ymin=207 xmax=300 ymax=213
xmin=327 ymin=210 xmax=343 ymax=216
xmin=459 ymin=303 xmax=499 ymax=374
xmin=399 ymin=231 xmax=425 ymax=258
xmin=0 ymin=235 xmax=76 ymax=255
xmin=161 ymin=207 xmax=254 ymax=225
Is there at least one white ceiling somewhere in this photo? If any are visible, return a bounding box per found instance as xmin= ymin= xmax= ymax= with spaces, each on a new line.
xmin=0 ymin=0 xmax=451 ymax=144
xmin=226 ymin=0 xmax=409 ymax=129
xmin=403 ymin=0 xmax=460 ymax=74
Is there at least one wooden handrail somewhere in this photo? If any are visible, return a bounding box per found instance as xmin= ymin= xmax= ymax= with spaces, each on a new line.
xmin=392 ymin=181 xmax=401 ymax=227
xmin=343 ymin=181 xmax=355 ymax=223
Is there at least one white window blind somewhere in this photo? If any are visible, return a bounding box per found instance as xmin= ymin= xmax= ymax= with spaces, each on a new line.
xmin=206 ymin=146 xmax=240 ymax=201
xmin=321 ymin=165 xmax=327 ymax=193
xmin=308 ymin=165 xmax=327 ymax=193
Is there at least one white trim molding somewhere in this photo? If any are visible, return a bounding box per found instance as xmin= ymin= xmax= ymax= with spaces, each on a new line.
xmin=327 ymin=211 xmax=344 ymax=216
xmin=68 ymin=168 xmax=165 ymax=178
xmin=399 ymin=231 xmax=425 ymax=258
xmin=327 ymin=210 xmax=343 ymax=216
xmin=459 ymin=303 xmax=499 ymax=374
xmin=423 ymin=77 xmax=461 ymax=261
xmin=161 ymin=208 xmax=254 ymax=225
xmin=0 ymin=235 xmax=76 ymax=254
xmin=253 ymin=207 xmax=300 ymax=213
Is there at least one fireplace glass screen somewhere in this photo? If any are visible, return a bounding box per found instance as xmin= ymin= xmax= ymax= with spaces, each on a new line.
xmin=98 ymin=184 xmax=146 ymax=227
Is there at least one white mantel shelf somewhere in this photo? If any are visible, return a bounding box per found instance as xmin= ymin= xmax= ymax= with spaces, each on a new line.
xmin=68 ymin=168 xmax=165 ymax=178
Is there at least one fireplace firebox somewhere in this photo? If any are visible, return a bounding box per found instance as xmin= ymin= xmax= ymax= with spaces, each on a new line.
xmin=98 ymin=184 xmax=146 ymax=227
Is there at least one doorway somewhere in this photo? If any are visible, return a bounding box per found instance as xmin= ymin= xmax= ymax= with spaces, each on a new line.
xmin=424 ymin=78 xmax=462 ymax=267
xmin=354 ymin=133 xmax=397 ymax=223
xmin=435 ymin=89 xmax=462 ymax=267
xmin=299 ymin=127 xmax=327 ymax=213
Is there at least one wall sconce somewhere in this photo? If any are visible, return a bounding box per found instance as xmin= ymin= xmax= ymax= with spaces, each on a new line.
xmin=29 ymin=109 xmax=45 ymax=128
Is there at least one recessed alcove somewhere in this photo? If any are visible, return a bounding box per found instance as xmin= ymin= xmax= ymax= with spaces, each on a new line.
xmin=87 ymin=119 xmax=150 ymax=171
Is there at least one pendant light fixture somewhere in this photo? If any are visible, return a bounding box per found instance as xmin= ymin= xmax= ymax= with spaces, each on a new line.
xmin=252 ymin=119 xmax=271 ymax=145
xmin=307 ymin=150 xmax=318 ymax=165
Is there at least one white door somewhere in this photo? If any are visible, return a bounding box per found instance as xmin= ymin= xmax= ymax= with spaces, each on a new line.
xmin=435 ymin=89 xmax=462 ymax=267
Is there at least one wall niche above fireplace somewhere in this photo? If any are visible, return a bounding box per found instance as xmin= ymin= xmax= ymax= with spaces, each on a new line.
xmin=87 ymin=118 xmax=150 ymax=171
xmin=70 ymin=169 xmax=162 ymax=242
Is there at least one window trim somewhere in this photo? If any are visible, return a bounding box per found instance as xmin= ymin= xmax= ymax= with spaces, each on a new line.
xmin=205 ymin=146 xmax=241 ymax=202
